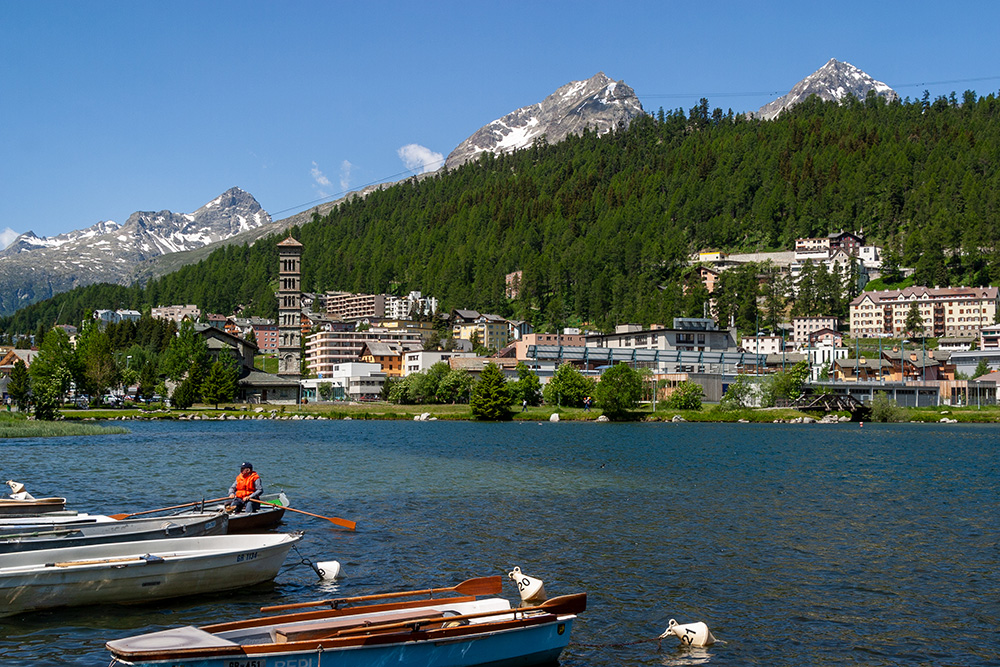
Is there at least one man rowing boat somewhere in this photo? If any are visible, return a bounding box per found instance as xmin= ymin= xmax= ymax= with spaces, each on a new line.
xmin=228 ymin=462 xmax=262 ymax=514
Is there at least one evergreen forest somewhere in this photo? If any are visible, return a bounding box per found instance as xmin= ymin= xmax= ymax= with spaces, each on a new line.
xmin=4 ymin=89 xmax=1000 ymax=336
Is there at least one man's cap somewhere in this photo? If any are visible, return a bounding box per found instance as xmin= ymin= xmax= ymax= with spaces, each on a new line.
xmin=240 ymin=462 xmax=253 ymax=470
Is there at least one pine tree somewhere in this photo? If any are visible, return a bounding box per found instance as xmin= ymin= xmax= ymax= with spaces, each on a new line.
xmin=470 ymin=363 xmax=513 ymax=421
xmin=8 ymin=359 xmax=30 ymax=411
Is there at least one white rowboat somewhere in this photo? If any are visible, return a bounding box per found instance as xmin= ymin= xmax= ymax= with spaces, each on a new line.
xmin=0 ymin=532 xmax=302 ymax=618
xmin=0 ymin=512 xmax=229 ymax=554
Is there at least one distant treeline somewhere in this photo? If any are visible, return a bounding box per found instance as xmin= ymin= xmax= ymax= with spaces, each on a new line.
xmin=4 ymin=89 xmax=1000 ymax=335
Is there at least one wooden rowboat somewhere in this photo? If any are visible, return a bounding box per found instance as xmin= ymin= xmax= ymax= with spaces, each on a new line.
xmin=0 ymin=497 xmax=67 ymax=516
xmin=0 ymin=532 xmax=302 ymax=618
xmin=106 ymin=575 xmax=586 ymax=667
xmin=118 ymin=492 xmax=290 ymax=534
xmin=0 ymin=512 xmax=228 ymax=554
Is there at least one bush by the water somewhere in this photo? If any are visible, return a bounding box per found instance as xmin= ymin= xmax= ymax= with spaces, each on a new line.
xmin=869 ymin=392 xmax=907 ymax=422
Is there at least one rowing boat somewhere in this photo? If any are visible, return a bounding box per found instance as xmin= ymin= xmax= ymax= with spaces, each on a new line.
xmin=106 ymin=576 xmax=586 ymax=667
xmin=0 ymin=532 xmax=302 ymax=618
xmin=0 ymin=496 xmax=67 ymax=516
xmin=0 ymin=512 xmax=228 ymax=554
xmin=124 ymin=492 xmax=290 ymax=533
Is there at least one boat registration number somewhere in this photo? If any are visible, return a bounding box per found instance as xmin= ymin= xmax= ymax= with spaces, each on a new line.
xmin=226 ymin=660 xmax=264 ymax=667
xmin=236 ymin=551 xmax=259 ymax=563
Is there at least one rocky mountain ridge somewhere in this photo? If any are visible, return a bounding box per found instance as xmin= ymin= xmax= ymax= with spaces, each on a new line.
xmin=755 ymin=58 xmax=898 ymax=120
xmin=0 ymin=187 xmax=270 ymax=316
xmin=445 ymin=72 xmax=645 ymax=169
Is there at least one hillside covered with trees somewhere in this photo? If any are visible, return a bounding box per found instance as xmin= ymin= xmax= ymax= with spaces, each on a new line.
xmin=4 ymin=89 xmax=1000 ymax=335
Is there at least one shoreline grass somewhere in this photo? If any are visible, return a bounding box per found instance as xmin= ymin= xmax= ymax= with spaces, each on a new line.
xmin=0 ymin=413 xmax=130 ymax=438
xmin=55 ymin=400 xmax=1000 ymax=424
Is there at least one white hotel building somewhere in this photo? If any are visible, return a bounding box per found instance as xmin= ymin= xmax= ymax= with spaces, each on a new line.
xmin=849 ymin=286 xmax=999 ymax=338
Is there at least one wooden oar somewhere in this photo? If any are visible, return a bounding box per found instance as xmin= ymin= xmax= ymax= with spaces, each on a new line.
xmin=331 ymin=593 xmax=588 ymax=637
xmin=253 ymin=499 xmax=356 ymax=531
xmin=261 ymin=576 xmax=502 ymax=613
xmin=47 ymin=555 xmax=145 ymax=567
xmin=108 ymin=496 xmax=231 ymax=520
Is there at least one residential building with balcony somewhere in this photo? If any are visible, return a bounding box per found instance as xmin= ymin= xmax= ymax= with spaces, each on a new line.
xmin=793 ymin=317 xmax=839 ymax=344
xmin=849 ymin=286 xmax=999 ymax=338
xmin=305 ymin=327 xmax=424 ymax=378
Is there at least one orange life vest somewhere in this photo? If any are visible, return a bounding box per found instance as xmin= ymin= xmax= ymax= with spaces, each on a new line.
xmin=234 ymin=471 xmax=260 ymax=499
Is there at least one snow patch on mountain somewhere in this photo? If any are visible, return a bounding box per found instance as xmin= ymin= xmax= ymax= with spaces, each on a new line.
xmin=755 ymin=58 xmax=899 ymax=120
xmin=445 ymin=72 xmax=644 ymax=168
xmin=0 ymin=187 xmax=271 ymax=316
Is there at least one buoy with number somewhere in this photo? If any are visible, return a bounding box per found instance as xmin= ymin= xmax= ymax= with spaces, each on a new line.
xmin=507 ymin=566 xmax=547 ymax=603
xmin=658 ymin=618 xmax=716 ymax=647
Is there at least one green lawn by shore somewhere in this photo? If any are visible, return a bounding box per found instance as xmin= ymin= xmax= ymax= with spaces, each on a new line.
xmin=55 ymin=401 xmax=1000 ymax=424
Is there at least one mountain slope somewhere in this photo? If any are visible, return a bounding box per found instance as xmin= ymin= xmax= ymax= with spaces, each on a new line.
xmin=445 ymin=72 xmax=644 ymax=168
xmin=755 ymin=58 xmax=898 ymax=120
xmin=0 ymin=187 xmax=270 ymax=315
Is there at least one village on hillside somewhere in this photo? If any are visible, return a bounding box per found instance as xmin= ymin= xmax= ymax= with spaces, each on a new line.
xmin=3 ymin=231 xmax=1000 ymax=412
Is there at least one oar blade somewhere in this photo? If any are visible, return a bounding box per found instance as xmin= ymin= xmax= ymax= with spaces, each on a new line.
xmin=539 ymin=593 xmax=587 ymax=616
xmin=454 ymin=576 xmax=502 ymax=597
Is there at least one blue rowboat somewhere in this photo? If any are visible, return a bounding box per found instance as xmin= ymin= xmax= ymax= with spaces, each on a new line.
xmin=106 ymin=576 xmax=586 ymax=667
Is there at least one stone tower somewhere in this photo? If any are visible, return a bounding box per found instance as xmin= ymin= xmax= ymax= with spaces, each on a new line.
xmin=276 ymin=236 xmax=303 ymax=377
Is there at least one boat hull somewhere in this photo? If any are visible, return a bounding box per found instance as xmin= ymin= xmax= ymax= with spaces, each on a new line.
xmin=111 ymin=616 xmax=574 ymax=667
xmin=168 ymin=492 xmax=288 ymax=534
xmin=0 ymin=498 xmax=67 ymax=516
xmin=0 ymin=512 xmax=228 ymax=554
xmin=0 ymin=533 xmax=301 ymax=618
xmin=107 ymin=592 xmax=584 ymax=667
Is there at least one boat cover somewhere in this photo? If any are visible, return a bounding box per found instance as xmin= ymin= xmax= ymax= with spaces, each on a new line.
xmin=107 ymin=626 xmax=239 ymax=653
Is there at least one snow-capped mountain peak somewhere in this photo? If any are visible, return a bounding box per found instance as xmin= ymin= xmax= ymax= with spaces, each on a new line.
xmin=445 ymin=72 xmax=644 ymax=168
xmin=0 ymin=187 xmax=271 ymax=315
xmin=755 ymin=58 xmax=898 ymax=120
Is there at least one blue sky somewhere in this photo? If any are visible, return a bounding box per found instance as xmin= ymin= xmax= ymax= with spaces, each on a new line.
xmin=2 ymin=1 xmax=998 ymax=244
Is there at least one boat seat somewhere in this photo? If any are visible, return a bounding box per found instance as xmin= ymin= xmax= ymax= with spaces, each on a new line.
xmin=275 ymin=609 xmax=447 ymax=643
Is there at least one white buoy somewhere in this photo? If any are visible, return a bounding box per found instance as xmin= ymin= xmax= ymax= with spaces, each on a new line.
xmin=315 ymin=560 xmax=341 ymax=580
xmin=507 ymin=566 xmax=546 ymax=603
xmin=659 ymin=619 xmax=716 ymax=647
xmin=6 ymin=480 xmax=34 ymax=500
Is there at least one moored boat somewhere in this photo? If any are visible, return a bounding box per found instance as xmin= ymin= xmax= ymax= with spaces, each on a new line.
xmin=106 ymin=575 xmax=586 ymax=667
xmin=0 ymin=532 xmax=302 ymax=618
xmin=0 ymin=479 xmax=67 ymax=516
xmin=0 ymin=511 xmax=228 ymax=554
xmin=105 ymin=492 xmax=290 ymax=534
xmin=0 ymin=497 xmax=67 ymax=516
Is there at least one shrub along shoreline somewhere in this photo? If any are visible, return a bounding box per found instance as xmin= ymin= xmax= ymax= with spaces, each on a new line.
xmin=53 ymin=402 xmax=1000 ymax=424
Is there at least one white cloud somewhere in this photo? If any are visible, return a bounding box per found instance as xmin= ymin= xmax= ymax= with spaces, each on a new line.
xmin=339 ymin=160 xmax=353 ymax=191
xmin=0 ymin=227 xmax=19 ymax=250
xmin=397 ymin=144 xmax=444 ymax=174
xmin=311 ymin=161 xmax=332 ymax=197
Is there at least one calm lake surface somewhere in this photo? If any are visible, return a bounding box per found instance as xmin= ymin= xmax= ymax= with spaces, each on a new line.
xmin=0 ymin=420 xmax=997 ymax=666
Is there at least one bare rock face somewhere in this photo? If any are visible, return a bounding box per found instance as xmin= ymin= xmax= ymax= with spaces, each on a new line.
xmin=0 ymin=187 xmax=270 ymax=315
xmin=445 ymin=72 xmax=645 ymax=168
xmin=755 ymin=58 xmax=898 ymax=120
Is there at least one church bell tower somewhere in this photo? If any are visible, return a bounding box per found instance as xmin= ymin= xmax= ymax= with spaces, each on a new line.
xmin=276 ymin=236 xmax=303 ymax=377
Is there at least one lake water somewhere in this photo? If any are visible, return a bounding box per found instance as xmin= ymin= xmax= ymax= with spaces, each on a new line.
xmin=0 ymin=420 xmax=997 ymax=666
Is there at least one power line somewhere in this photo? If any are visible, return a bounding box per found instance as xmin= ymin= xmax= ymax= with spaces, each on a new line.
xmin=273 ymin=73 xmax=1000 ymax=218
xmin=640 ymin=74 xmax=1000 ymax=101
xmin=270 ymin=157 xmax=447 ymax=219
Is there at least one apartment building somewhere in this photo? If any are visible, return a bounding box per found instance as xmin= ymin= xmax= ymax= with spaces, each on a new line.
xmin=305 ymin=327 xmax=423 ymax=378
xmin=793 ymin=317 xmax=839 ymax=344
xmin=151 ymin=305 xmax=201 ymax=323
xmin=849 ymin=286 xmax=999 ymax=338
xmin=451 ymin=311 xmax=510 ymax=350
